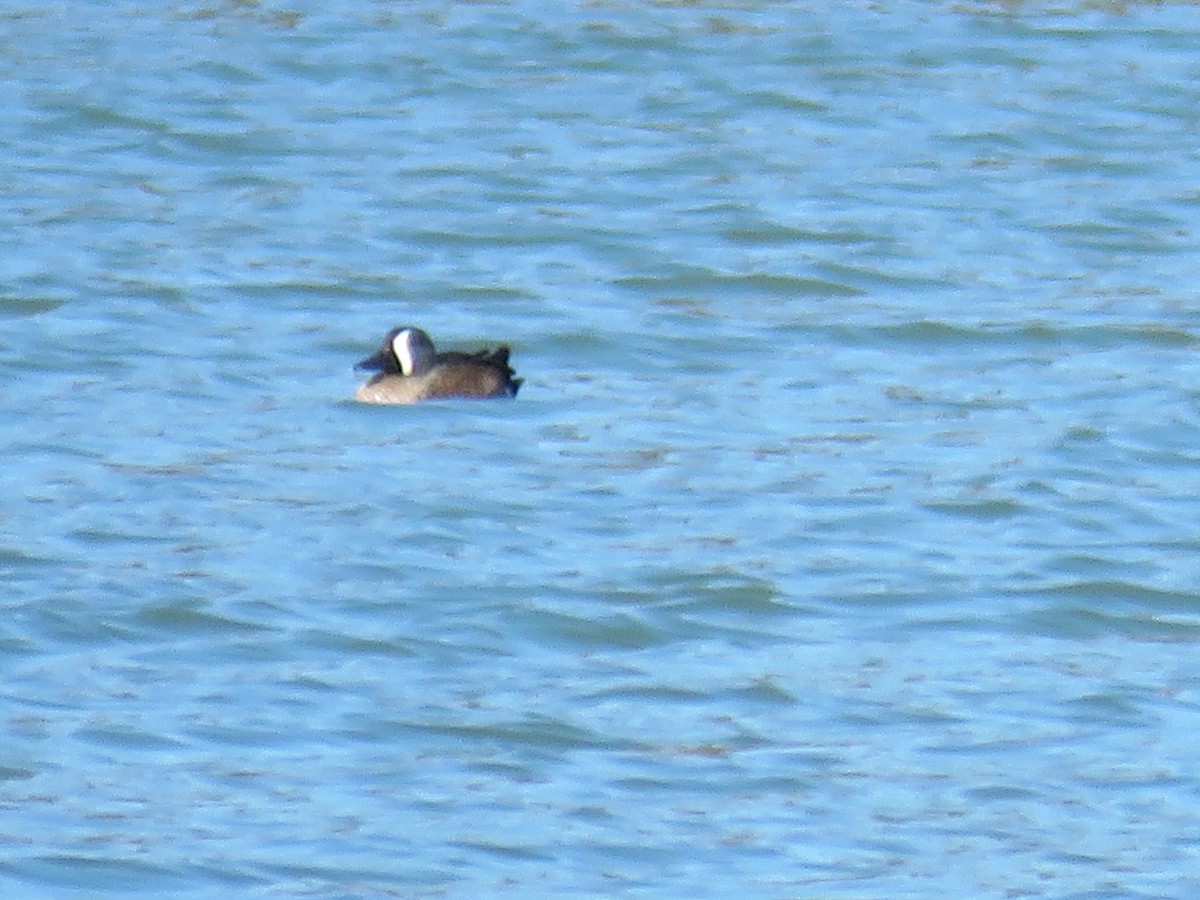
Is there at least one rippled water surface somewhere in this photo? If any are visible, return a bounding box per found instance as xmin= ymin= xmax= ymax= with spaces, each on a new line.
xmin=5 ymin=1 xmax=1200 ymax=897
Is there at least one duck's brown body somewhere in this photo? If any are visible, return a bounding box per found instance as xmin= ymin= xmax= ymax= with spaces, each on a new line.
xmin=353 ymin=327 xmax=521 ymax=405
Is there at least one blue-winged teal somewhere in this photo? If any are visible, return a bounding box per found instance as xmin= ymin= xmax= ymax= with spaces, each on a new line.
xmin=353 ymin=326 xmax=522 ymax=404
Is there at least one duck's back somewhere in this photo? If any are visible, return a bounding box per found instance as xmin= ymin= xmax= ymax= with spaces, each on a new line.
xmin=423 ymin=358 xmax=514 ymax=400
xmin=354 ymin=351 xmax=520 ymax=404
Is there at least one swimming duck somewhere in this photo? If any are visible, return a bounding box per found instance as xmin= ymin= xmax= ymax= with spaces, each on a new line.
xmin=353 ymin=326 xmax=522 ymax=404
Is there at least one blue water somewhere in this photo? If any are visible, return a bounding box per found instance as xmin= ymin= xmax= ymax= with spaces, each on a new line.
xmin=5 ymin=1 xmax=1200 ymax=897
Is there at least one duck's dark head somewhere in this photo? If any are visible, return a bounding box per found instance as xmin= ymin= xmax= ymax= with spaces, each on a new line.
xmin=355 ymin=326 xmax=436 ymax=377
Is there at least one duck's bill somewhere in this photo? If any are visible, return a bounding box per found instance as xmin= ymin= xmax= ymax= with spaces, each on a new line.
xmin=354 ymin=349 xmax=390 ymax=372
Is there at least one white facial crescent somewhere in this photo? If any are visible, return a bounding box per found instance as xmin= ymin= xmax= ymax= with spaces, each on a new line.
xmin=392 ymin=329 xmax=416 ymax=376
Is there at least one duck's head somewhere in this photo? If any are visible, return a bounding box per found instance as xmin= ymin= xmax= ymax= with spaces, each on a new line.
xmin=355 ymin=326 xmax=437 ymax=377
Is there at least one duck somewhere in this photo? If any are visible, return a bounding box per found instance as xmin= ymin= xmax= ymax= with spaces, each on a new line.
xmin=353 ymin=326 xmax=522 ymax=404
